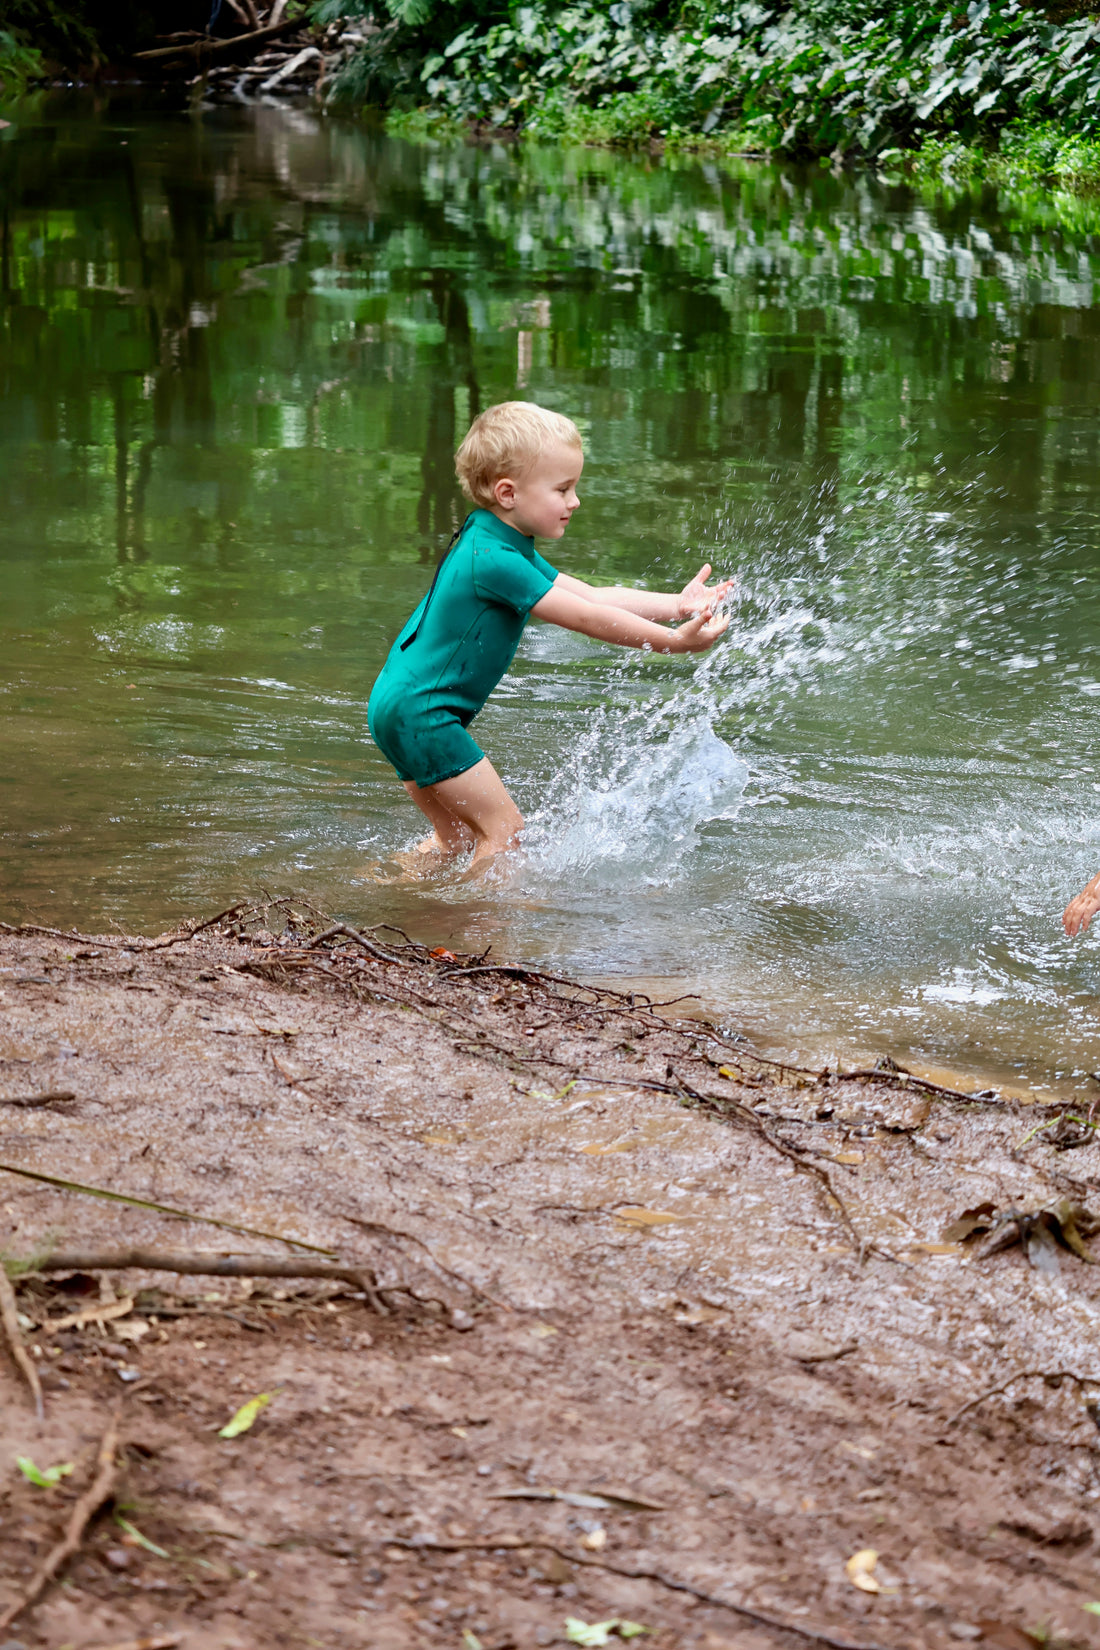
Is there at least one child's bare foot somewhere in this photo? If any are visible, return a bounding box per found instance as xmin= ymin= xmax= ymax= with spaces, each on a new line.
xmin=356 ymin=842 xmax=470 ymax=884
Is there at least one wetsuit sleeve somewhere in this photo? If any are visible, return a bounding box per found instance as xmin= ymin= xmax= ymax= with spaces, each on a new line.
xmin=532 ymin=549 xmax=560 ymax=584
xmin=472 ymin=542 xmax=557 ymax=615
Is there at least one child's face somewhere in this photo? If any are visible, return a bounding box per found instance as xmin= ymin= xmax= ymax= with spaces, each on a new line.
xmin=493 ymin=440 xmax=583 ymax=539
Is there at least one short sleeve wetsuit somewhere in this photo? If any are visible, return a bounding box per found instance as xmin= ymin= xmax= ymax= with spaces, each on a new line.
xmin=367 ymin=509 xmax=560 ymax=789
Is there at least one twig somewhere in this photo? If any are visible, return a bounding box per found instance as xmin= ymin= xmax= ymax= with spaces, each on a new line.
xmin=0 ymin=1411 xmax=119 ymax=1632
xmin=0 ymin=1262 xmax=42 ymax=1419
xmin=840 ymin=1068 xmax=1003 ymax=1104
xmin=946 ymin=1367 xmax=1098 ymax=1429
xmin=392 ymin=1537 xmax=892 ymax=1650
xmin=0 ymin=1162 xmax=336 ymax=1256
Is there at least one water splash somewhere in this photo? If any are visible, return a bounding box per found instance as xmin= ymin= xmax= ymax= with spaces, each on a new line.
xmin=521 ymin=714 xmax=748 ymax=888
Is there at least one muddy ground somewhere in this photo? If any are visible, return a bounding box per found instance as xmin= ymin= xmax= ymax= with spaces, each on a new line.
xmin=0 ymin=908 xmax=1099 ymax=1650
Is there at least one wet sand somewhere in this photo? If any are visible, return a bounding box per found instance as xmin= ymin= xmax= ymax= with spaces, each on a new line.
xmin=0 ymin=912 xmax=1099 ymax=1649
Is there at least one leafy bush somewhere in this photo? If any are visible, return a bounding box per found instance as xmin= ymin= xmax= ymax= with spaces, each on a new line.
xmin=316 ymin=0 xmax=1100 ymax=167
xmin=0 ymin=28 xmax=45 ymax=96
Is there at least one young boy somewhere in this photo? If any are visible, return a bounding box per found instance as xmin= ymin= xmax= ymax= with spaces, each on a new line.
xmin=367 ymin=401 xmax=731 ymax=868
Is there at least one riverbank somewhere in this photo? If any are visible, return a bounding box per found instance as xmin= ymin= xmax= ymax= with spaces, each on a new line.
xmin=8 ymin=0 xmax=1100 ymax=199
xmin=1 ymin=907 xmax=1100 ymax=1647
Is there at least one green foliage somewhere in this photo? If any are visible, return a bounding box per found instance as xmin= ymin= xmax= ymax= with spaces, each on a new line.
xmin=318 ymin=0 xmax=1100 ymax=163
xmin=0 ymin=28 xmax=45 ymax=96
xmin=887 ymin=118 xmax=1100 ymax=191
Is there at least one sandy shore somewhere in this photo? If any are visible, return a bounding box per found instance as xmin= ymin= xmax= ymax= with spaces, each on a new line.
xmin=0 ymin=907 xmax=1098 ymax=1650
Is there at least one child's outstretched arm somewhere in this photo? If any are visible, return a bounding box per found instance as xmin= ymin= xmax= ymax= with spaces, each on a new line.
xmin=554 ymin=563 xmax=733 ymax=623
xmin=1064 ymin=872 xmax=1100 ymax=936
xmin=531 ymin=584 xmax=729 ymax=653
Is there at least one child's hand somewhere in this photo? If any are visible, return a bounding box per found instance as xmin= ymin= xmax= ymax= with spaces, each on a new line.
xmin=1064 ymin=874 xmax=1100 ymax=936
xmin=677 ymin=563 xmax=735 ymax=620
xmin=669 ymin=607 xmax=730 ymax=653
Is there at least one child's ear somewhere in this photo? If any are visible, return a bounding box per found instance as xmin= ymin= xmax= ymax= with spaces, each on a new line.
xmin=492 ymin=476 xmax=517 ymax=509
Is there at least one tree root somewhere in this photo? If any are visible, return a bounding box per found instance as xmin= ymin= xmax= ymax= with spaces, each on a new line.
xmin=0 ymin=1261 xmax=42 ymax=1419
xmin=392 ymin=1536 xmax=893 ymax=1650
xmin=945 ymin=1367 xmax=1099 ymax=1431
xmin=0 ymin=1411 xmax=119 ymax=1632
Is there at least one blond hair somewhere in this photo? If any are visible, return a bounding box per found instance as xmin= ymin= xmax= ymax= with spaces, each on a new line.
xmin=455 ymin=401 xmax=582 ymax=507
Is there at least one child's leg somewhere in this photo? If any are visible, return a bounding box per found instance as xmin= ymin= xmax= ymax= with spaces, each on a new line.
xmin=403 ymin=780 xmax=475 ymax=857
xmin=406 ymin=757 xmax=524 ymax=866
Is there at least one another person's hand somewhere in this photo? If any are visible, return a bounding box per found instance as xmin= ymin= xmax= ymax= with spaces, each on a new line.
xmin=670 ymin=607 xmax=730 ymax=653
xmin=1064 ymin=873 xmax=1100 ymax=937
xmin=677 ymin=563 xmax=735 ymax=620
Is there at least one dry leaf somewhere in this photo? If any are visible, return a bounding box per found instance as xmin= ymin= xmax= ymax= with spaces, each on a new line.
xmin=115 ymin=1318 xmax=151 ymax=1342
xmin=845 ymin=1547 xmax=880 ymax=1593
xmin=614 ymin=1207 xmax=680 ymax=1227
xmin=832 ymin=1150 xmax=865 ymax=1165
xmin=941 ymin=1202 xmax=997 ymax=1243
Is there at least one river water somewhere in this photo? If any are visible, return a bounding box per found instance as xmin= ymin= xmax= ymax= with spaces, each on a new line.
xmin=3 ymin=96 xmax=1100 ymax=1096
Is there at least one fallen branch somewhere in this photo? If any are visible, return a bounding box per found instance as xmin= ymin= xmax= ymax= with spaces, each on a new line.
xmin=0 ymin=1411 xmax=119 ymax=1632
xmin=259 ymin=43 xmax=321 ymax=91
xmin=133 ymin=17 xmax=303 ymax=63
xmin=0 ymin=1262 xmax=42 ymax=1419
xmin=392 ymin=1537 xmax=893 ymax=1650
xmin=19 ymin=1245 xmax=383 ymax=1291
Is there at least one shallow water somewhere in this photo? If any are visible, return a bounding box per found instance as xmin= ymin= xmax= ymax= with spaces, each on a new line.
xmin=3 ymin=95 xmax=1100 ymax=1095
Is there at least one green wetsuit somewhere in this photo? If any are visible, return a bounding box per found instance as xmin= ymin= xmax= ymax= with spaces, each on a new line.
xmin=368 ymin=509 xmax=560 ymax=788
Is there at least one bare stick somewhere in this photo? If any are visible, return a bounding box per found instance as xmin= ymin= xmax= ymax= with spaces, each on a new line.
xmin=0 ymin=1411 xmax=119 ymax=1632
xmin=22 ymin=1246 xmax=385 ymax=1292
xmin=392 ymin=1537 xmax=892 ymax=1650
xmin=0 ymin=1261 xmax=42 ymax=1419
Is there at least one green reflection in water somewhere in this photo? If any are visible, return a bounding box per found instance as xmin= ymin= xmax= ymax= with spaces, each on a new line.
xmin=3 ymin=97 xmax=1100 ymax=1094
